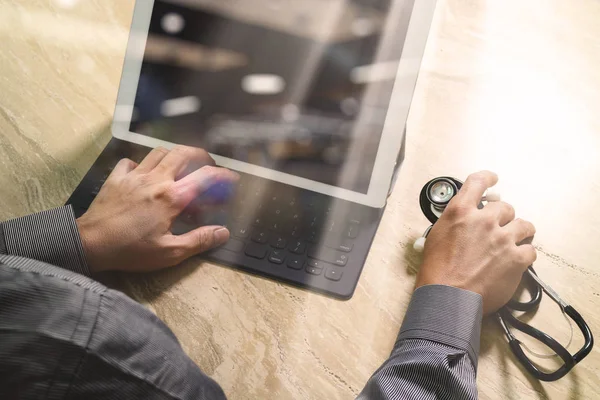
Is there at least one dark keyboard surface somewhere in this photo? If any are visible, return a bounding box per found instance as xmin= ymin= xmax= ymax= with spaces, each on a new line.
xmin=67 ymin=139 xmax=384 ymax=299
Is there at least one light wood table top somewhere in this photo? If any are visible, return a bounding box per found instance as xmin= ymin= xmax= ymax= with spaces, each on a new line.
xmin=1 ymin=1 xmax=599 ymax=399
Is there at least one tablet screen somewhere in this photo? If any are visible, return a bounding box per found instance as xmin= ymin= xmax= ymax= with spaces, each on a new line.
xmin=130 ymin=0 xmax=414 ymax=194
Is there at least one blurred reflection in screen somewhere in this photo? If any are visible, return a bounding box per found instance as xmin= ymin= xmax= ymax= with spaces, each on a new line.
xmin=131 ymin=0 xmax=413 ymax=194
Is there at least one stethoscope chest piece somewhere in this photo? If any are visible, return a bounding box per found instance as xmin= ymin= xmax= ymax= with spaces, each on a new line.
xmin=419 ymin=177 xmax=463 ymax=224
xmin=414 ymin=177 xmax=464 ymax=252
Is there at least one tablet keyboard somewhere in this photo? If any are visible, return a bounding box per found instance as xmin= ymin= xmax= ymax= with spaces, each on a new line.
xmin=68 ymin=140 xmax=383 ymax=299
xmin=174 ymin=175 xmax=365 ymax=283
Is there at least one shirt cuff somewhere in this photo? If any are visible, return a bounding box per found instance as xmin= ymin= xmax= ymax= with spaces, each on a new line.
xmin=0 ymin=224 xmax=6 ymax=255
xmin=397 ymin=284 xmax=483 ymax=369
xmin=0 ymin=205 xmax=90 ymax=276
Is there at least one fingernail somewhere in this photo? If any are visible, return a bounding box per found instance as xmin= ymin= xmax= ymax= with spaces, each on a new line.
xmin=213 ymin=227 xmax=230 ymax=244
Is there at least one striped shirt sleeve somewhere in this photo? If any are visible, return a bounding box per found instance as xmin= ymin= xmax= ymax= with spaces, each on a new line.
xmin=358 ymin=285 xmax=482 ymax=400
xmin=0 ymin=205 xmax=90 ymax=276
xmin=0 ymin=255 xmax=226 ymax=399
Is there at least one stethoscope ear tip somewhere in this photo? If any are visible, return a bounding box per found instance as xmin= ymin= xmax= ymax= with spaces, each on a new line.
xmin=484 ymin=188 xmax=502 ymax=202
xmin=413 ymin=237 xmax=426 ymax=253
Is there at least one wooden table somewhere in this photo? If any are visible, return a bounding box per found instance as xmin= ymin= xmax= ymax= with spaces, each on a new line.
xmin=1 ymin=1 xmax=599 ymax=398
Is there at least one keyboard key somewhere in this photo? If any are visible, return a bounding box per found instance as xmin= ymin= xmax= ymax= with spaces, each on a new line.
xmin=245 ymin=243 xmax=268 ymax=259
xmin=307 ymin=259 xmax=324 ymax=269
xmin=269 ymin=221 xmax=285 ymax=232
xmin=222 ymin=239 xmax=245 ymax=253
xmin=324 ymin=218 xmax=341 ymax=233
xmin=288 ymin=240 xmax=307 ymax=255
xmin=236 ymin=179 xmax=247 ymax=193
xmin=306 ymin=215 xmax=320 ymax=230
xmin=307 ymin=231 xmax=320 ymax=243
xmin=269 ymin=194 xmax=280 ymax=203
xmin=323 ymin=236 xmax=353 ymax=253
xmin=232 ymin=208 xmax=250 ymax=222
xmin=306 ymin=265 xmax=322 ymax=275
xmin=290 ymin=226 xmax=301 ymax=238
xmin=325 ymin=268 xmax=343 ymax=281
xmin=287 ymin=255 xmax=304 ymax=270
xmin=271 ymin=236 xmax=287 ymax=249
xmin=251 ymin=230 xmax=268 ymax=244
xmin=250 ymin=188 xmax=264 ymax=201
xmin=345 ymin=221 xmax=360 ymax=239
xmin=268 ymin=250 xmax=285 ymax=264
xmin=338 ymin=242 xmax=353 ymax=253
xmin=308 ymin=246 xmax=348 ymax=266
xmin=252 ymin=216 xmax=265 ymax=227
xmin=232 ymin=225 xmax=249 ymax=239
xmin=290 ymin=211 xmax=302 ymax=223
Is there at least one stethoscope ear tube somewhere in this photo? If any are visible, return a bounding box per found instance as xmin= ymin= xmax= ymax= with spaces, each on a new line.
xmin=507 ymin=338 xmax=572 ymax=382
xmin=506 ymin=268 xmax=542 ymax=311
xmin=500 ymin=307 xmax=575 ymax=381
xmin=565 ymin=305 xmax=594 ymax=364
xmin=499 ymin=299 xmax=594 ymax=381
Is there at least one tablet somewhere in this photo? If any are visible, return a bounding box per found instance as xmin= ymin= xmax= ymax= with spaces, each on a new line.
xmin=112 ymin=0 xmax=437 ymax=208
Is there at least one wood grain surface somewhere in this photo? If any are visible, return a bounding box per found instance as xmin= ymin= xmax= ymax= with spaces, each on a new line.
xmin=1 ymin=1 xmax=599 ymax=399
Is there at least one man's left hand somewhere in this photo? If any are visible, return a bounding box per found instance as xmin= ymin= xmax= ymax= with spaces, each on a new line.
xmin=76 ymin=145 xmax=239 ymax=273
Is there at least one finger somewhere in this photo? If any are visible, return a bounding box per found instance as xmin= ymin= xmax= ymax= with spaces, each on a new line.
xmin=505 ymin=218 xmax=536 ymax=243
xmin=515 ymin=244 xmax=537 ymax=269
xmin=456 ymin=171 xmax=498 ymax=206
xmin=109 ymin=158 xmax=138 ymax=179
xmin=483 ymin=201 xmax=515 ymax=226
xmin=156 ymin=145 xmax=215 ymax=178
xmin=136 ymin=147 xmax=169 ymax=173
xmin=172 ymin=165 xmax=240 ymax=210
xmin=166 ymin=226 xmax=230 ymax=263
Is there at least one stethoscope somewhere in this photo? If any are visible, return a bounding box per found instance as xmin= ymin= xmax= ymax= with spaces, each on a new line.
xmin=413 ymin=176 xmax=594 ymax=381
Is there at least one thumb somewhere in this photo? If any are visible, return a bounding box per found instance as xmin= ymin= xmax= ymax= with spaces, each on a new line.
xmin=170 ymin=226 xmax=230 ymax=261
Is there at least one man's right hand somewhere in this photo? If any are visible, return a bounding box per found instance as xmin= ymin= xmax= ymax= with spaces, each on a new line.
xmin=416 ymin=171 xmax=537 ymax=314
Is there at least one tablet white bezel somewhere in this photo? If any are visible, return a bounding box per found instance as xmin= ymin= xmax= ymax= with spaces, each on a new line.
xmin=112 ymin=0 xmax=437 ymax=208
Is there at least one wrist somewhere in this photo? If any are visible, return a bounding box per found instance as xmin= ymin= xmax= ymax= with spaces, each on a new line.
xmin=415 ymin=269 xmax=476 ymax=296
xmin=76 ymin=216 xmax=106 ymax=274
xmin=415 ymin=268 xmax=450 ymax=289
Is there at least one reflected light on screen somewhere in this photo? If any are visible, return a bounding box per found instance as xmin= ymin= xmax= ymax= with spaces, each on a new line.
xmin=241 ymin=74 xmax=286 ymax=95
xmin=351 ymin=18 xmax=376 ymax=37
xmin=161 ymin=96 xmax=201 ymax=117
xmin=161 ymin=12 xmax=185 ymax=34
xmin=350 ymin=61 xmax=399 ymax=84
xmin=281 ymin=104 xmax=300 ymax=122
